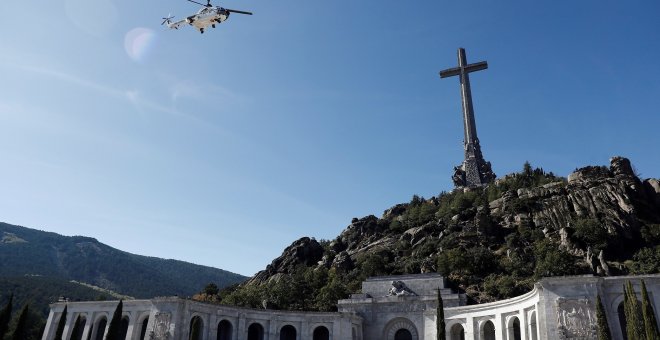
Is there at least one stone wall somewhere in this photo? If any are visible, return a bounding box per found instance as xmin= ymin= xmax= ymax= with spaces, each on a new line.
xmin=41 ymin=274 xmax=659 ymax=340
xmin=42 ymin=298 xmax=360 ymax=340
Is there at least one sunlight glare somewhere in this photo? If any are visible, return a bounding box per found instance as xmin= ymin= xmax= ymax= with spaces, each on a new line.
xmin=125 ymin=28 xmax=157 ymax=62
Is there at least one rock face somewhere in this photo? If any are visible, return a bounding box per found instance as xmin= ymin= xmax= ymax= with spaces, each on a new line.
xmin=234 ymin=156 xmax=660 ymax=305
xmin=504 ymin=157 xmax=656 ymax=238
xmin=248 ymin=237 xmax=324 ymax=285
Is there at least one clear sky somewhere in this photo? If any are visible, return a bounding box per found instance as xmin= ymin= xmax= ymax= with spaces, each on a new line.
xmin=1 ymin=1 xmax=659 ymax=277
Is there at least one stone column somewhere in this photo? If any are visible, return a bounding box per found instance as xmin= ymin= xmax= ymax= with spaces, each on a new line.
xmin=208 ymin=314 xmax=218 ymax=340
xmin=125 ymin=312 xmax=136 ymax=340
xmin=80 ymin=314 xmax=93 ymax=340
xmin=236 ymin=314 xmax=246 ymax=340
xmin=267 ymin=319 xmax=277 ymax=340
xmin=518 ymin=309 xmax=528 ymax=340
xmin=300 ymin=320 xmax=308 ymax=340
xmin=465 ymin=317 xmax=475 ymax=340
xmin=495 ymin=313 xmax=505 ymax=340
xmin=41 ymin=310 xmax=58 ymax=340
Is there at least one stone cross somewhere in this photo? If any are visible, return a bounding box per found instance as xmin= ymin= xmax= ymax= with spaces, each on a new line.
xmin=440 ymin=48 xmax=495 ymax=187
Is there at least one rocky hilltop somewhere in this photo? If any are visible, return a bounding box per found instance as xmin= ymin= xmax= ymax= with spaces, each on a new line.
xmin=212 ymin=157 xmax=659 ymax=310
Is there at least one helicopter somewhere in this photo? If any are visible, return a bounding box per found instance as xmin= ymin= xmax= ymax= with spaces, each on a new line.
xmin=161 ymin=0 xmax=252 ymax=34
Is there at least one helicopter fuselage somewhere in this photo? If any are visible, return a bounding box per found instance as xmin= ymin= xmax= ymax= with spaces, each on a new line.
xmin=186 ymin=7 xmax=229 ymax=30
xmin=162 ymin=1 xmax=251 ymax=34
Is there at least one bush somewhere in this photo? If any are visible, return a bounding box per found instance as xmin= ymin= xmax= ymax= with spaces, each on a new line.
xmin=628 ymin=246 xmax=660 ymax=274
xmin=571 ymin=218 xmax=610 ymax=251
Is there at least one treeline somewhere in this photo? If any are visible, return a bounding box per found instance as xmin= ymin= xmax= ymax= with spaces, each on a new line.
xmin=0 ymin=294 xmax=45 ymax=340
xmin=0 ymin=276 xmax=114 ymax=318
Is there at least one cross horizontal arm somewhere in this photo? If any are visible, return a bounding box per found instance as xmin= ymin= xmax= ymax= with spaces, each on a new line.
xmin=439 ymin=61 xmax=488 ymax=78
xmin=439 ymin=67 xmax=461 ymax=78
xmin=464 ymin=61 xmax=488 ymax=73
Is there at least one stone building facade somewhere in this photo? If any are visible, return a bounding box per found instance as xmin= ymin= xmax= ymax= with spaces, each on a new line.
xmin=42 ymin=274 xmax=659 ymax=340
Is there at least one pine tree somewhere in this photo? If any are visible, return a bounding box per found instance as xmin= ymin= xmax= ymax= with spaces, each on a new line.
xmin=54 ymin=305 xmax=68 ymax=340
xmin=595 ymin=294 xmax=612 ymax=340
xmin=105 ymin=300 xmax=123 ymax=340
xmin=10 ymin=304 xmax=29 ymax=340
xmin=624 ymin=281 xmax=644 ymax=340
xmin=436 ymin=288 xmax=445 ymax=340
xmin=0 ymin=294 xmax=13 ymax=340
xmin=641 ymin=280 xmax=660 ymax=340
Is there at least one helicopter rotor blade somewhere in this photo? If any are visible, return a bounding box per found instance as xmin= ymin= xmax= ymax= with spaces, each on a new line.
xmin=226 ymin=9 xmax=252 ymax=15
xmin=186 ymin=0 xmax=208 ymax=7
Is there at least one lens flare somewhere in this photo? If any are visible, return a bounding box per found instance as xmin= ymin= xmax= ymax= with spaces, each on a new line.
xmin=125 ymin=28 xmax=156 ymax=62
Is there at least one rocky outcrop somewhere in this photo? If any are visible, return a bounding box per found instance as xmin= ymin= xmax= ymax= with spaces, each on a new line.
xmin=236 ymin=156 xmax=659 ymax=304
xmin=491 ymin=157 xmax=659 ymax=238
xmin=248 ymin=237 xmax=324 ymax=285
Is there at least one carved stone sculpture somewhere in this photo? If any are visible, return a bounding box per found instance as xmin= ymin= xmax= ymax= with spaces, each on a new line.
xmin=150 ymin=312 xmax=171 ymax=340
xmin=555 ymin=298 xmax=596 ymax=339
xmin=387 ymin=280 xmax=417 ymax=296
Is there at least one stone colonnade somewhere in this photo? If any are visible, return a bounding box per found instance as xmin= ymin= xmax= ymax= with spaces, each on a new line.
xmin=443 ymin=274 xmax=660 ymax=340
xmin=41 ymin=274 xmax=660 ymax=340
xmin=444 ymin=287 xmax=539 ymax=340
xmin=41 ymin=298 xmax=362 ymax=340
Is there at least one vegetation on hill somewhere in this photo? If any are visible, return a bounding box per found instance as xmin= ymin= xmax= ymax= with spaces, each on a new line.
xmin=198 ymin=157 xmax=660 ymax=311
xmin=0 ymin=223 xmax=247 ymax=299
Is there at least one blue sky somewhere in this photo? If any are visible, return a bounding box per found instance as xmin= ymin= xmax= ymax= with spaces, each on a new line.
xmin=1 ymin=1 xmax=659 ymax=276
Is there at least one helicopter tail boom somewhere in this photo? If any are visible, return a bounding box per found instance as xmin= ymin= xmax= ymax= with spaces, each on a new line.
xmin=226 ymin=8 xmax=252 ymax=15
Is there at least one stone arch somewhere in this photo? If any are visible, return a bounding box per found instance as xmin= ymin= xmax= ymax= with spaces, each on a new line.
xmin=137 ymin=316 xmax=149 ymax=340
xmin=480 ymin=319 xmax=496 ymax=340
xmin=70 ymin=315 xmax=87 ymax=340
xmin=93 ymin=316 xmax=108 ymax=340
xmin=506 ymin=316 xmax=521 ymax=340
xmin=217 ymin=319 xmax=233 ymax=340
xmin=279 ymin=324 xmax=297 ymax=340
xmin=394 ymin=329 xmax=413 ymax=340
xmin=617 ymin=301 xmax=628 ymax=340
xmin=528 ymin=311 xmax=538 ymax=340
xmin=189 ymin=316 xmax=204 ymax=340
xmin=352 ymin=326 xmax=360 ymax=340
xmin=383 ymin=318 xmax=418 ymax=340
xmin=119 ymin=316 xmax=130 ymax=340
xmin=247 ymin=323 xmax=264 ymax=340
xmin=448 ymin=323 xmax=465 ymax=340
xmin=312 ymin=326 xmax=329 ymax=340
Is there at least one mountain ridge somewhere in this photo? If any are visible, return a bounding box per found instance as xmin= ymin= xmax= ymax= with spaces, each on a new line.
xmin=0 ymin=222 xmax=247 ymax=299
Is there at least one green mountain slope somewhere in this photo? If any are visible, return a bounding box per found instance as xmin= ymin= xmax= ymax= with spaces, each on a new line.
xmin=214 ymin=157 xmax=660 ymax=311
xmin=0 ymin=276 xmax=116 ymax=317
xmin=0 ymin=223 xmax=247 ymax=298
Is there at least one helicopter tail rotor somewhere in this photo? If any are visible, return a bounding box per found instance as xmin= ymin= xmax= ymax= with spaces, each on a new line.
xmin=161 ymin=14 xmax=175 ymax=25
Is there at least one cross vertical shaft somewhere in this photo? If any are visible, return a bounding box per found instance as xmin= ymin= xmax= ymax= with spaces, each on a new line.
xmin=440 ymin=48 xmax=495 ymax=187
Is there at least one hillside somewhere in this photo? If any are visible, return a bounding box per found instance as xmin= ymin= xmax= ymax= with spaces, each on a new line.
xmin=0 ymin=223 xmax=247 ymax=299
xmin=212 ymin=156 xmax=660 ymax=311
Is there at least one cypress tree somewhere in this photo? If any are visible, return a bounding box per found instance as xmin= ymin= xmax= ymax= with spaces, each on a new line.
xmin=641 ymin=280 xmax=660 ymax=340
xmin=624 ymin=281 xmax=644 ymax=340
xmin=105 ymin=300 xmax=123 ymax=340
xmin=10 ymin=304 xmax=29 ymax=340
xmin=595 ymin=294 xmax=612 ymax=340
xmin=69 ymin=315 xmax=83 ymax=340
xmin=54 ymin=305 xmax=68 ymax=340
xmin=436 ymin=288 xmax=446 ymax=340
xmin=0 ymin=294 xmax=13 ymax=339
